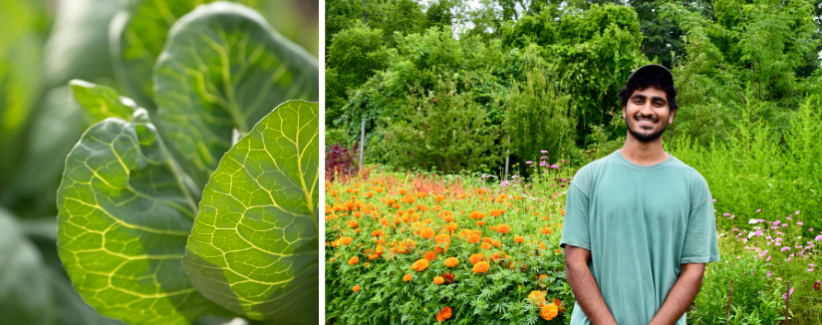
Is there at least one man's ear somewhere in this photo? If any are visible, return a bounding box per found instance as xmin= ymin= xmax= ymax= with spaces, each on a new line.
xmin=668 ymin=108 xmax=676 ymax=124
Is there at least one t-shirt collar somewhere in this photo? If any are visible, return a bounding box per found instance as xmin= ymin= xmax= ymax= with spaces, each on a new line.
xmin=614 ymin=149 xmax=675 ymax=170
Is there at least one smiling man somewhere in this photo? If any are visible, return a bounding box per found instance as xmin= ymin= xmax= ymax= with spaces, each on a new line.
xmin=560 ymin=64 xmax=720 ymax=325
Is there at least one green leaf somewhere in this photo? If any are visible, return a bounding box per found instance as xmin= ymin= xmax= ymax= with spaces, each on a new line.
xmin=154 ymin=1 xmax=319 ymax=186
xmin=183 ymin=100 xmax=318 ymax=322
xmin=69 ymin=80 xmax=136 ymax=124
xmin=0 ymin=208 xmax=55 ymax=325
xmin=56 ymin=109 xmax=232 ymax=325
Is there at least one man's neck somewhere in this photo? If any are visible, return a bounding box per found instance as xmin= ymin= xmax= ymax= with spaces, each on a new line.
xmin=619 ymin=135 xmax=669 ymax=166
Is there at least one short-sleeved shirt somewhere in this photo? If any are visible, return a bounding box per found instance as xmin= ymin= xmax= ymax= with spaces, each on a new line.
xmin=559 ymin=150 xmax=720 ymax=325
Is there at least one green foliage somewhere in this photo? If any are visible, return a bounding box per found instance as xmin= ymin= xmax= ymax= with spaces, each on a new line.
xmin=502 ymin=45 xmax=576 ymax=167
xmin=0 ymin=208 xmax=53 ymax=325
xmin=69 ymin=80 xmax=136 ymax=123
xmin=380 ymin=75 xmax=502 ymax=173
xmin=184 ymin=101 xmax=319 ymax=322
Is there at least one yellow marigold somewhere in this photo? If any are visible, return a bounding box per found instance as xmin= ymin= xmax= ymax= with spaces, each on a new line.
xmin=472 ymin=261 xmax=490 ymax=273
xmin=403 ymin=273 xmax=413 ymax=281
xmin=436 ymin=307 xmax=452 ymax=322
xmin=420 ymin=227 xmax=435 ymax=239
xmin=339 ymin=237 xmax=353 ymax=245
xmin=514 ymin=236 xmax=525 ymax=243
xmin=496 ymin=224 xmax=511 ymax=234
xmin=424 ymin=251 xmax=437 ymax=261
xmin=468 ymin=253 xmax=484 ymax=264
xmin=528 ymin=291 xmax=546 ymax=306
xmin=348 ymin=256 xmax=359 ymax=265
xmin=352 ymin=285 xmax=361 ymax=292
xmin=540 ymin=303 xmax=559 ymax=321
xmin=433 ymin=276 xmax=444 ymax=285
xmin=480 ymin=242 xmax=492 ymax=250
xmin=435 ymin=234 xmax=450 ymax=244
xmin=411 ymin=259 xmax=429 ymax=272
xmin=444 ymin=257 xmax=459 ymax=268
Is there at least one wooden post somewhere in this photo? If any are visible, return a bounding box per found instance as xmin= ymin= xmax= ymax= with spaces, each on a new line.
xmin=725 ymin=279 xmax=734 ymax=325
xmin=784 ymin=281 xmax=791 ymax=325
xmin=359 ymin=118 xmax=365 ymax=169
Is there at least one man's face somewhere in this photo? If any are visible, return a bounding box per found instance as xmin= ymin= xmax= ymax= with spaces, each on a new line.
xmin=622 ymin=86 xmax=675 ymax=142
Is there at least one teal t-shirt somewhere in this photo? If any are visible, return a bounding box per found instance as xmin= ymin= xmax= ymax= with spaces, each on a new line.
xmin=559 ymin=150 xmax=720 ymax=325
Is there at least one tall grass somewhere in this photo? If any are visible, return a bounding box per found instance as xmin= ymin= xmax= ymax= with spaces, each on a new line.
xmin=668 ymin=95 xmax=822 ymax=232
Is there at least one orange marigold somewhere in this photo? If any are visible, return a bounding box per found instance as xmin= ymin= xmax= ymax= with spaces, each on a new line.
xmin=423 ymin=251 xmax=437 ymax=261
xmin=514 ymin=236 xmax=525 ymax=243
xmin=435 ymin=234 xmax=450 ymax=244
xmin=492 ymin=239 xmax=502 ymax=248
xmin=420 ymin=227 xmax=435 ymax=239
xmin=496 ymin=224 xmax=511 ymax=234
xmin=560 ymin=209 xmax=565 ymax=216
xmin=472 ymin=261 xmax=490 ymax=273
xmin=435 ymin=195 xmax=446 ymax=202
xmin=411 ymin=259 xmax=429 ymax=272
xmin=540 ymin=303 xmax=559 ymax=321
xmin=339 ymin=237 xmax=353 ymax=245
xmin=541 ymin=227 xmax=553 ymax=235
xmin=468 ymin=234 xmax=481 ymax=244
xmin=477 ymin=221 xmax=485 ymax=226
xmin=433 ymin=276 xmax=444 ymax=285
xmin=436 ymin=307 xmax=452 ymax=322
xmin=446 ymin=222 xmax=459 ymax=232
xmin=480 ymin=243 xmax=492 ymax=250
xmin=469 ymin=211 xmax=485 ymax=220
xmin=348 ymin=256 xmax=359 ymax=265
xmin=352 ymin=285 xmax=361 ymax=292
xmin=528 ymin=291 xmax=546 ymax=306
xmin=403 ymin=273 xmax=413 ymax=281
xmin=348 ymin=219 xmax=359 ymax=228
xmin=444 ymin=257 xmax=459 ymax=268
xmin=468 ymin=253 xmax=484 ymax=264
xmin=371 ymin=230 xmax=384 ymax=237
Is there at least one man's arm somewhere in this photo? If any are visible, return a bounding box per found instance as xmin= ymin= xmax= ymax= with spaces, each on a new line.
xmin=648 ymin=263 xmax=706 ymax=325
xmin=565 ymin=245 xmax=618 ymax=325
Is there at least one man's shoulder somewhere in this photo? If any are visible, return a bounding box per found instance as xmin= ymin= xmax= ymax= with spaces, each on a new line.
xmin=668 ymin=156 xmax=709 ymax=185
xmin=569 ymin=152 xmax=619 ymax=192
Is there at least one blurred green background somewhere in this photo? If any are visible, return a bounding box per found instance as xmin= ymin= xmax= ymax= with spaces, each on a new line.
xmin=0 ymin=0 xmax=317 ymax=324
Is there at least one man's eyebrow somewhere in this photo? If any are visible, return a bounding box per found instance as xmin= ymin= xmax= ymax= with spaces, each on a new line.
xmin=630 ymin=94 xmax=647 ymax=100
xmin=651 ymin=96 xmax=668 ymax=103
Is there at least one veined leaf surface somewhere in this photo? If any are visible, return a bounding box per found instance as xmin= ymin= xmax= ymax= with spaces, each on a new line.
xmin=183 ymin=100 xmax=318 ymax=322
xmin=154 ymin=1 xmax=319 ymax=186
xmin=70 ymin=80 xmax=136 ymax=124
xmin=56 ymin=109 xmax=231 ymax=325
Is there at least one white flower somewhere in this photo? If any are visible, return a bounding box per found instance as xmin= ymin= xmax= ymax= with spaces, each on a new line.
xmin=749 ymin=219 xmax=758 ymax=224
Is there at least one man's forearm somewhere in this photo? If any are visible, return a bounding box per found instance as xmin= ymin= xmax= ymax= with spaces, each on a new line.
xmin=648 ymin=264 xmax=705 ymax=325
xmin=566 ymin=262 xmax=618 ymax=325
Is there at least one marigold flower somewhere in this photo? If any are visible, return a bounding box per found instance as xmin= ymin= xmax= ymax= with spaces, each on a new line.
xmin=352 ymin=285 xmax=361 ymax=292
xmin=446 ymin=222 xmax=459 ymax=232
xmin=480 ymin=242 xmax=492 ymax=250
xmin=435 ymin=195 xmax=446 ymax=202
xmin=339 ymin=237 xmax=353 ymax=245
xmin=436 ymin=306 xmax=452 ymax=322
xmin=435 ymin=234 xmax=450 ymax=244
xmin=477 ymin=221 xmax=485 ymax=226
xmin=470 ymin=211 xmax=485 ymax=220
xmin=468 ymin=234 xmax=481 ymax=243
xmin=472 ymin=261 xmax=490 ymax=273
xmin=469 ymin=253 xmax=484 ymax=264
xmin=541 ymin=303 xmax=559 ymax=320
xmin=403 ymin=274 xmax=413 ymax=281
xmin=412 ymin=259 xmax=430 ymax=272
xmin=420 ymin=227 xmax=435 ymax=239
xmin=444 ymin=257 xmax=459 ymax=268
xmin=371 ymin=230 xmax=384 ymax=237
xmin=443 ymin=273 xmax=454 ymax=283
xmin=541 ymin=227 xmax=553 ymax=235
xmin=514 ymin=236 xmax=525 ymax=243
xmin=528 ymin=291 xmax=546 ymax=306
xmin=496 ymin=224 xmax=511 ymax=234
xmin=560 ymin=209 xmax=565 ymax=216
xmin=492 ymin=239 xmax=502 ymax=248
xmin=348 ymin=219 xmax=359 ymax=228
xmin=553 ymin=299 xmax=562 ymax=307
xmin=490 ymin=252 xmax=502 ymax=263
xmin=348 ymin=256 xmax=359 ymax=265
xmin=433 ymin=276 xmax=444 ymax=285
xmin=399 ymin=189 xmax=407 ymax=195
xmin=424 ymin=251 xmax=437 ymax=261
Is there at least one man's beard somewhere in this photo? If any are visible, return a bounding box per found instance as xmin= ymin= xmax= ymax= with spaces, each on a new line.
xmin=626 ymin=113 xmax=669 ymax=142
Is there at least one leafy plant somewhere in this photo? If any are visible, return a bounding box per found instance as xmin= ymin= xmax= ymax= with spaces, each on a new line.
xmin=54 ymin=2 xmax=318 ymax=324
xmin=326 ymin=142 xmax=360 ymax=182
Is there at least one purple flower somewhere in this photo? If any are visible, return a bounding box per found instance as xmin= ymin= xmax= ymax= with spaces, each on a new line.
xmin=761 ymin=250 xmax=769 ymax=256
xmin=776 ymin=238 xmax=783 ymax=242
xmin=781 ymin=247 xmax=790 ymax=252
xmin=550 ymin=164 xmax=559 ymax=169
xmin=540 ymin=156 xmax=548 ymax=160
xmin=526 ymin=161 xmax=533 ymax=165
xmin=809 ymin=268 xmax=814 ymax=272
xmin=712 ymin=199 xmax=716 ymax=202
xmin=512 ymin=175 xmax=519 ymax=179
xmin=723 ymin=213 xmax=730 ymax=216
xmin=815 ymin=235 xmax=822 ymax=242
xmin=539 ymin=161 xmax=547 ymax=167
xmin=733 ymin=228 xmax=739 ymax=232
xmin=782 ymin=224 xmax=788 ymax=227
xmin=798 ymin=222 xmax=804 ymax=226
xmin=756 ymin=209 xmax=762 ymax=213
xmin=796 ymin=210 xmax=800 ymax=215
xmin=774 ymin=220 xmax=781 ymax=226
xmin=501 ymin=180 xmax=509 ymax=187
xmin=540 ymin=150 xmax=548 ymax=153
xmin=767 ymin=270 xmax=772 ymax=277
xmin=767 ymin=256 xmax=771 ymax=262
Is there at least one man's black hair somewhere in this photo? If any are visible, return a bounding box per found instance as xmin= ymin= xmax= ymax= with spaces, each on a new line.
xmin=618 ymin=68 xmax=678 ymax=111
